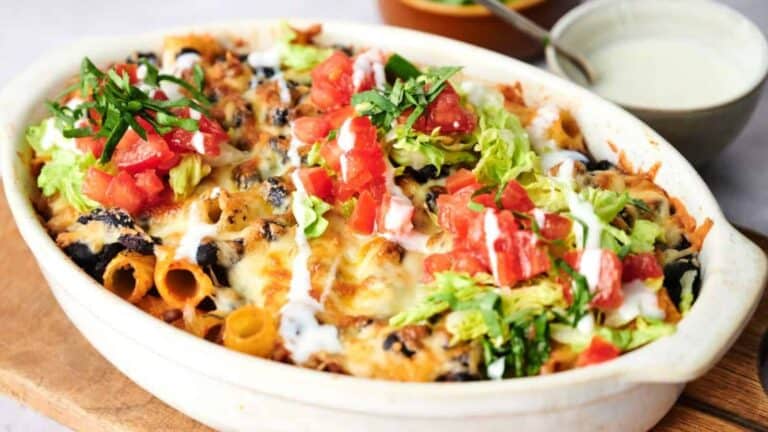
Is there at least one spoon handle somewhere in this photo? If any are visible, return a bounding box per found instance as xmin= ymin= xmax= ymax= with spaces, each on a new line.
xmin=474 ymin=0 xmax=595 ymax=84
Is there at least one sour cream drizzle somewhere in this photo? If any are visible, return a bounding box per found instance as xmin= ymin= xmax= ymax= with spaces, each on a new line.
xmin=484 ymin=209 xmax=502 ymax=285
xmin=247 ymin=46 xmax=292 ymax=103
xmin=605 ymin=280 xmax=665 ymax=326
xmin=579 ymin=248 xmax=603 ymax=291
xmin=175 ymin=201 xmax=218 ymax=263
xmin=352 ymin=49 xmax=386 ymax=91
xmin=337 ymin=118 xmax=356 ymax=182
xmin=378 ymin=162 xmax=431 ymax=253
xmin=279 ymin=131 xmax=341 ymax=363
xmin=527 ymin=104 xmax=560 ymax=153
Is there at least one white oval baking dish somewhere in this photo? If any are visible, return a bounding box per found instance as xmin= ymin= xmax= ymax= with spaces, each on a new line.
xmin=1 ymin=20 xmax=765 ymax=432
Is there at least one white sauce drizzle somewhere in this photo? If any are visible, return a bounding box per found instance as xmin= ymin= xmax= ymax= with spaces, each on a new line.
xmin=576 ymin=313 xmax=595 ymax=335
xmin=160 ymin=52 xmax=201 ymax=101
xmin=484 ymin=209 xmax=502 ymax=285
xmin=566 ymin=189 xmax=602 ymax=250
xmin=487 ymin=357 xmax=506 ymax=380
xmin=278 ymin=129 xmax=342 ymax=363
xmin=532 ymin=208 xmax=547 ymax=230
xmin=458 ymin=80 xmax=504 ymax=108
xmin=189 ymin=108 xmax=201 ymax=120
xmin=352 ymin=49 xmax=386 ymax=91
xmin=527 ymin=104 xmax=560 ymax=153
xmin=605 ymin=280 xmax=665 ymax=326
xmin=175 ymin=201 xmax=218 ymax=263
xmin=541 ymin=150 xmax=589 ymax=174
xmin=190 ymin=131 xmax=206 ymax=154
xmin=377 ymin=162 xmax=430 ymax=253
xmin=247 ymin=46 xmax=291 ymax=103
xmin=39 ymin=118 xmax=80 ymax=153
xmin=337 ymin=118 xmax=356 ymax=182
xmin=579 ymin=249 xmax=603 ymax=292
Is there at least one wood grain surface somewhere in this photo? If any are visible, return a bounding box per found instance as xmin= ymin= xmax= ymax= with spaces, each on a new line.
xmin=0 ymin=188 xmax=765 ymax=431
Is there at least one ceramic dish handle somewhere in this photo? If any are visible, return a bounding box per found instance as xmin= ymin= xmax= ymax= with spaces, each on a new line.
xmin=620 ymin=225 xmax=767 ymax=383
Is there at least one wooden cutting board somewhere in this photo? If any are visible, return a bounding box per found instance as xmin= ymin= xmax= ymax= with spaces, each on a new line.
xmin=0 ymin=188 xmax=766 ymax=432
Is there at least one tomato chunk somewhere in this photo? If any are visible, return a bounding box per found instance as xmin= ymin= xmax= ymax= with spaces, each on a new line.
xmin=299 ymin=167 xmax=334 ymax=202
xmin=112 ymin=131 xmax=176 ymax=173
xmin=537 ymin=213 xmax=572 ymax=241
xmin=134 ymin=169 xmax=165 ymax=197
xmin=412 ymin=84 xmax=476 ymax=134
xmin=622 ymin=253 xmax=664 ymax=282
xmin=424 ymin=251 xmax=488 ymax=281
xmin=565 ymin=249 xmax=624 ymax=310
xmin=83 ymin=167 xmax=114 ymax=205
xmin=577 ymin=336 xmax=621 ymax=367
xmin=500 ymin=180 xmax=534 ymax=212
xmin=106 ymin=171 xmax=146 ymax=215
xmin=310 ymin=51 xmax=354 ymax=111
xmin=294 ymin=116 xmax=331 ymax=144
xmin=113 ymin=63 xmax=139 ymax=84
xmin=445 ymin=169 xmax=481 ymax=194
xmin=76 ymin=136 xmax=106 ymax=158
xmin=348 ymin=190 xmax=377 ymax=234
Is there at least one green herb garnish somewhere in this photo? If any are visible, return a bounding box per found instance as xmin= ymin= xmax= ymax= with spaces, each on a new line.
xmin=351 ymin=64 xmax=461 ymax=132
xmin=47 ymin=57 xmax=210 ymax=164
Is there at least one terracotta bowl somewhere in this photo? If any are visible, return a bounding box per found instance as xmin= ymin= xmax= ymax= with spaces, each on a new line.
xmin=378 ymin=0 xmax=582 ymax=60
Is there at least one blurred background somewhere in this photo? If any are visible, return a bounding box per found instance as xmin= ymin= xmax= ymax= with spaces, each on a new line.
xmin=0 ymin=0 xmax=765 ymax=430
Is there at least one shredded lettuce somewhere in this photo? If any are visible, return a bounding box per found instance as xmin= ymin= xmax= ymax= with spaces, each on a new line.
xmin=278 ymin=22 xmax=332 ymax=72
xmin=390 ymin=126 xmax=477 ymax=173
xmin=679 ymin=270 xmax=697 ymax=316
xmin=550 ymin=322 xmax=591 ymax=352
xmin=293 ymin=193 xmax=332 ymax=238
xmin=389 ymin=272 xmax=487 ymax=327
xmin=306 ymin=142 xmax=327 ymax=167
xmin=629 ymin=219 xmax=664 ymax=253
xmin=596 ymin=318 xmax=675 ymax=351
xmin=500 ymin=279 xmax=566 ymax=320
xmin=472 ymin=105 xmax=538 ymax=187
xmin=522 ymin=174 xmax=569 ymax=213
xmin=37 ymin=147 xmax=99 ymax=212
xmin=446 ymin=310 xmax=488 ymax=345
xmin=168 ymin=154 xmax=211 ymax=199
xmin=581 ymin=188 xmax=629 ymax=222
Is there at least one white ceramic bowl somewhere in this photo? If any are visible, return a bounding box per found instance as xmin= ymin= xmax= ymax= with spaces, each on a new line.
xmin=546 ymin=0 xmax=768 ymax=165
xmin=1 ymin=20 xmax=766 ymax=432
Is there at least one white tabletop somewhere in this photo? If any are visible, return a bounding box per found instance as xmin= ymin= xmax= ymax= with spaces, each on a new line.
xmin=1 ymin=0 xmax=766 ymax=430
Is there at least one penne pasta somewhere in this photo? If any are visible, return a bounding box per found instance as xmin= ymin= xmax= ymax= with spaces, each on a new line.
xmin=102 ymin=251 xmax=156 ymax=304
xmin=154 ymin=246 xmax=215 ymax=309
xmin=223 ymin=305 xmax=277 ymax=358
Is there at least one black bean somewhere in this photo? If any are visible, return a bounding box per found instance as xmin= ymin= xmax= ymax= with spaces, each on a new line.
xmin=382 ymin=332 xmax=416 ymax=358
xmin=197 ymin=296 xmax=217 ymax=312
xmin=436 ymin=372 xmax=480 ymax=382
xmin=586 ymin=160 xmax=615 ymax=171
xmin=404 ymin=165 xmax=441 ymax=183
xmin=177 ymin=47 xmax=201 ymax=57
xmin=118 ymin=234 xmax=154 ymax=255
xmin=425 ymin=186 xmax=446 ymax=213
xmin=136 ymin=52 xmax=157 ymax=64
xmin=77 ymin=208 xmax=134 ymax=228
xmin=331 ymin=44 xmax=355 ymax=57
xmin=663 ymin=257 xmax=701 ymax=306
xmin=196 ymin=242 xmax=219 ymax=268
xmin=261 ymin=220 xmax=285 ymax=242
xmin=271 ymin=107 xmax=290 ymax=126
xmin=266 ymin=177 xmax=289 ymax=208
xmin=204 ymin=323 xmax=224 ymax=344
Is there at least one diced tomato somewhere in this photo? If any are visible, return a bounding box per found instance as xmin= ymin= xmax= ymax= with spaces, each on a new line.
xmin=537 ymin=213 xmax=572 ymax=241
xmin=134 ymin=169 xmax=165 ymax=197
xmin=76 ymin=136 xmax=106 ymax=158
xmin=577 ymin=336 xmax=621 ymax=367
xmin=412 ymin=84 xmax=476 ymax=135
xmin=500 ymin=180 xmax=534 ymax=212
xmin=164 ymin=129 xmax=221 ymax=157
xmin=198 ymin=116 xmax=228 ymax=144
xmin=348 ymin=190 xmax=377 ymax=234
xmin=113 ymin=63 xmax=139 ymax=84
xmin=320 ymin=139 xmax=343 ymax=172
xmin=565 ymin=249 xmax=624 ymax=310
xmin=112 ymin=131 xmax=177 ymax=173
xmin=105 ymin=171 xmax=146 ymax=215
xmin=324 ymin=106 xmax=355 ymax=128
xmin=333 ymin=117 xmax=387 ymax=200
xmin=437 ymin=187 xmax=479 ymax=241
xmin=310 ymin=51 xmax=354 ymax=111
xmin=299 ymin=167 xmax=334 ymax=202
xmin=83 ymin=168 xmax=114 ymax=205
xmin=445 ymin=169 xmax=481 ymax=194
xmin=152 ymin=90 xmax=169 ymax=101
xmin=424 ymin=250 xmax=488 ymax=281
xmin=495 ymin=228 xmax=551 ymax=286
xmin=622 ymin=253 xmax=664 ymax=282
xmin=294 ymin=116 xmax=331 ymax=144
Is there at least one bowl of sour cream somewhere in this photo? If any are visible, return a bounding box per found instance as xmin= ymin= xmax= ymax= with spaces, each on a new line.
xmin=546 ymin=0 xmax=768 ymax=165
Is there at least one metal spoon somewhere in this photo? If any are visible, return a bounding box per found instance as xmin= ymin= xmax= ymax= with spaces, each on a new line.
xmin=474 ymin=0 xmax=596 ymax=85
